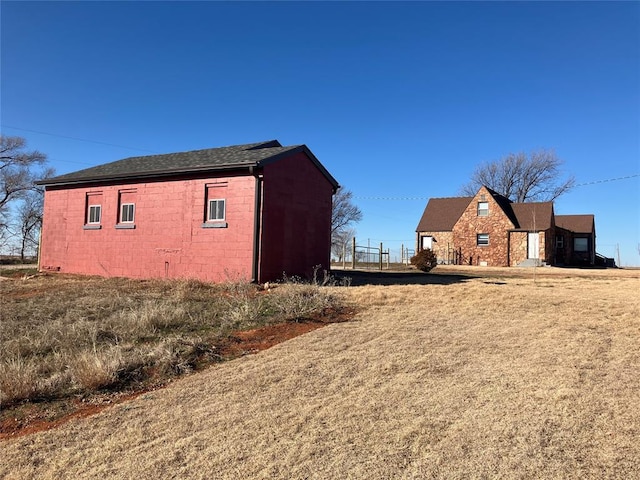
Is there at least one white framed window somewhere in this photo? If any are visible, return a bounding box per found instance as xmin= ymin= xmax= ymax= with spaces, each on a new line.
xmin=120 ymin=203 xmax=135 ymax=223
xmin=574 ymin=237 xmax=588 ymax=252
xmin=208 ymin=199 xmax=226 ymax=222
xmin=88 ymin=204 xmax=101 ymax=224
xmin=477 ymin=233 xmax=489 ymax=246
xmin=477 ymin=201 xmax=489 ymax=217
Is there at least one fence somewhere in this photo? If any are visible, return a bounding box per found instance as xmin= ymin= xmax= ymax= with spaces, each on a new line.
xmin=333 ymin=238 xmax=417 ymax=271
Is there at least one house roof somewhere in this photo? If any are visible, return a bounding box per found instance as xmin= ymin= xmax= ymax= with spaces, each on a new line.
xmin=416 ymin=188 xmax=556 ymax=233
xmin=37 ymin=140 xmax=339 ymax=189
xmin=555 ymin=214 xmax=595 ymax=233
xmin=415 ymin=196 xmax=473 ymax=231
xmin=511 ymin=202 xmax=554 ymax=230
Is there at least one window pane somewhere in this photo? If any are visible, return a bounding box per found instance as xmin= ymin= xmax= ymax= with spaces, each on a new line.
xmin=89 ymin=205 xmax=101 ymax=223
xmin=574 ymin=238 xmax=588 ymax=252
xmin=121 ymin=203 xmax=134 ymax=222
xmin=478 ymin=202 xmax=489 ymax=216
xmin=209 ymin=199 xmax=225 ymax=221
xmin=477 ymin=234 xmax=489 ymax=246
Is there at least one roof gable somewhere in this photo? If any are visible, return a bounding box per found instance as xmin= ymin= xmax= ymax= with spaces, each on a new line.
xmin=38 ymin=140 xmax=339 ymax=189
xmin=416 ymin=197 xmax=473 ymax=232
xmin=418 ymin=186 xmax=557 ymax=233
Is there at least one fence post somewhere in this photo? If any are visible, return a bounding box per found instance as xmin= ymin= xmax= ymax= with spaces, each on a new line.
xmin=351 ymin=236 xmax=356 ymax=269
xmin=379 ymin=242 xmax=383 ymax=270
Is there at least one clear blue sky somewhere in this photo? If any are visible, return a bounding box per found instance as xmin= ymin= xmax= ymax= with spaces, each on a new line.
xmin=2 ymin=1 xmax=639 ymax=265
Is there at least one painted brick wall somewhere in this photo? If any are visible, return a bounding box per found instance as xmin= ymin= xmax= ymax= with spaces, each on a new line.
xmin=259 ymin=152 xmax=334 ymax=282
xmin=452 ymin=187 xmax=515 ymax=266
xmin=40 ymin=174 xmax=257 ymax=282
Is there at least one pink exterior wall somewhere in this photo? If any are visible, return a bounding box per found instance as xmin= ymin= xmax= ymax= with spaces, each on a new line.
xmin=40 ymin=174 xmax=257 ymax=282
xmin=258 ymin=152 xmax=334 ymax=282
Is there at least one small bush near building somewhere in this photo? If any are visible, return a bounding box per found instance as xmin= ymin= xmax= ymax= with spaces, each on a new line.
xmin=411 ymin=249 xmax=437 ymax=272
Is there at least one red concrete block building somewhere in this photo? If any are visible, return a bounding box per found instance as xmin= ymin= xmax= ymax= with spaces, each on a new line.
xmin=37 ymin=140 xmax=339 ymax=283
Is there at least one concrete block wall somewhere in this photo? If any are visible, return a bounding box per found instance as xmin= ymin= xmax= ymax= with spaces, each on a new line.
xmin=259 ymin=151 xmax=334 ymax=282
xmin=40 ymin=174 xmax=257 ymax=282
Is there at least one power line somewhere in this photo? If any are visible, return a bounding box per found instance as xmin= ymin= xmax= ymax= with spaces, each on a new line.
xmin=354 ymin=174 xmax=640 ymax=200
xmin=1 ymin=124 xmax=158 ymax=154
xmin=354 ymin=196 xmax=430 ymax=200
xmin=574 ymin=174 xmax=640 ymax=187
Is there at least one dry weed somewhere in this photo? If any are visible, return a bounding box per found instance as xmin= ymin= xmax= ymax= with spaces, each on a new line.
xmin=0 ymin=273 xmax=340 ymax=407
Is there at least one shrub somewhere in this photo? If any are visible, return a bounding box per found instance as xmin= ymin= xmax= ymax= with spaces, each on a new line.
xmin=410 ymin=249 xmax=438 ymax=272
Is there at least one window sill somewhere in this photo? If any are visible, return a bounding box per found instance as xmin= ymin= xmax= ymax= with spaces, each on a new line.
xmin=115 ymin=224 xmax=136 ymax=229
xmin=83 ymin=225 xmax=102 ymax=230
xmin=201 ymin=222 xmax=228 ymax=229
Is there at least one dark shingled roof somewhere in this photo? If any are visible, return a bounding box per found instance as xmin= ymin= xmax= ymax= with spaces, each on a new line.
xmin=38 ymin=140 xmax=339 ymax=189
xmin=415 ymin=197 xmax=473 ymax=232
xmin=555 ymin=214 xmax=595 ymax=233
xmin=416 ymin=188 xmax=555 ymax=232
xmin=511 ymin=202 xmax=554 ymax=230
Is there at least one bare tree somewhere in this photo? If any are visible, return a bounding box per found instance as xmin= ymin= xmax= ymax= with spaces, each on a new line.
xmin=461 ymin=149 xmax=575 ymax=202
xmin=16 ymin=189 xmax=44 ymax=261
xmin=331 ymin=187 xmax=362 ymax=254
xmin=331 ymin=227 xmax=356 ymax=262
xmin=0 ymin=135 xmax=48 ymax=222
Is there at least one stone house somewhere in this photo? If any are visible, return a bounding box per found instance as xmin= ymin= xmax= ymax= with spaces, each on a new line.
xmin=416 ymin=186 xmax=596 ymax=267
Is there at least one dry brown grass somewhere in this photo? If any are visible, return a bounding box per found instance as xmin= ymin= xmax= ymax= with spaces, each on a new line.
xmin=0 ymin=273 xmax=339 ymax=407
xmin=1 ymin=267 xmax=639 ymax=479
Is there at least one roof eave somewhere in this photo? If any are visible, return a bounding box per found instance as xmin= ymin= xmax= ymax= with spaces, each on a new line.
xmin=36 ymin=162 xmax=259 ymax=187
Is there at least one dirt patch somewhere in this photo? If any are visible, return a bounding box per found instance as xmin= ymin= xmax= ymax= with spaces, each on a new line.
xmin=0 ymin=306 xmax=355 ymax=440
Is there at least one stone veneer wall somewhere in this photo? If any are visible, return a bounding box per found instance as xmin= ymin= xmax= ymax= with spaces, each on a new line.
xmin=509 ymin=231 xmax=528 ymax=266
xmin=417 ymin=231 xmax=455 ymax=264
xmin=452 ymin=187 xmax=515 ymax=266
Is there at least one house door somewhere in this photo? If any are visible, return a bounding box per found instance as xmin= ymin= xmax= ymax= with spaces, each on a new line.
xmin=422 ymin=236 xmax=433 ymax=250
xmin=528 ymin=232 xmax=540 ymax=259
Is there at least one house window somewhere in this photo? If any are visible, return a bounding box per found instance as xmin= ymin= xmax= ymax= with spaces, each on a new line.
xmin=556 ymin=235 xmax=564 ymax=249
xmin=120 ymin=203 xmax=135 ymax=223
xmin=88 ymin=205 xmax=101 ymax=224
xmin=208 ymin=199 xmax=226 ymax=222
xmin=84 ymin=192 xmax=103 ymax=229
xmin=574 ymin=237 xmax=588 ymax=252
xmin=477 ymin=202 xmax=489 ymax=217
xmin=477 ymin=233 xmax=489 ymax=246
xmin=116 ymin=189 xmax=137 ymax=229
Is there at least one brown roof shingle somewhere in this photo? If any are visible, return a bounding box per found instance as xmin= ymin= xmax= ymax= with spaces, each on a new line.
xmin=511 ymin=202 xmax=554 ymax=230
xmin=555 ymin=214 xmax=595 ymax=233
xmin=416 ymin=197 xmax=472 ymax=232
